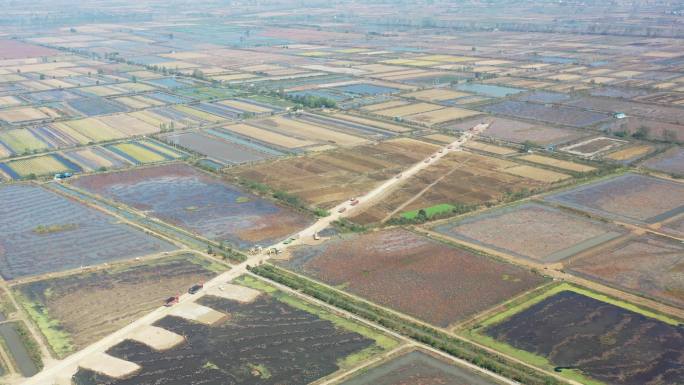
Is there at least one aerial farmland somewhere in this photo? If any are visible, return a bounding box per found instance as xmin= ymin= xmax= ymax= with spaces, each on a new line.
xmin=0 ymin=1 xmax=681 ymax=385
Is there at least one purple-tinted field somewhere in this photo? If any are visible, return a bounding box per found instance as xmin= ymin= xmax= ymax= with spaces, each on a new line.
xmin=481 ymin=100 xmax=611 ymax=128
xmin=545 ymin=173 xmax=684 ymax=224
xmin=0 ymin=184 xmax=176 ymax=280
xmin=447 ymin=116 xmax=586 ymax=145
xmin=643 ymin=147 xmax=684 ymax=176
xmin=434 ymin=203 xmax=623 ymax=263
xmin=71 ymin=163 xmax=312 ymax=248
xmin=568 ymin=234 xmax=684 ymax=308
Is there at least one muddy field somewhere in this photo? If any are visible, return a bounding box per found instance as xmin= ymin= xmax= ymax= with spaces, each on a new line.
xmin=545 ymin=173 xmax=684 ymax=224
xmin=0 ymin=184 xmax=176 ymax=280
xmin=446 ymin=116 xmax=587 ymax=145
xmin=350 ymin=152 xmax=569 ymax=225
xmin=279 ymin=229 xmax=546 ymax=327
xmin=485 ymin=290 xmax=684 ymax=385
xmin=568 ymin=234 xmax=684 ymax=308
xmin=163 ymin=131 xmax=271 ymax=165
xmin=73 ymin=294 xmax=377 ymax=385
xmin=71 ymin=163 xmax=312 ymax=248
xmin=226 ymin=138 xmax=439 ymax=209
xmin=643 ymin=146 xmax=684 ymax=176
xmin=481 ymin=100 xmax=611 ymax=128
xmin=15 ymin=254 xmax=221 ymax=356
xmin=433 ymin=203 xmax=623 ymax=263
xmin=341 ymin=350 xmax=501 ymax=385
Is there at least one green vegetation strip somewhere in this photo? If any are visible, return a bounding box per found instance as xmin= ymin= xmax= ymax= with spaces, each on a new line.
xmin=13 ymin=292 xmax=73 ymax=358
xmin=466 ymin=283 xmax=682 ymax=385
xmin=248 ymin=264 xmax=567 ymax=385
xmin=401 ymin=204 xmax=457 ymax=219
xmin=236 ymin=275 xmax=399 ymax=370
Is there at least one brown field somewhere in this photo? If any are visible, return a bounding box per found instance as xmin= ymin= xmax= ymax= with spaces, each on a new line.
xmin=520 ymin=154 xmax=596 ymax=172
xmin=349 ymin=151 xmax=569 ymax=224
xmin=226 ymin=138 xmax=439 ymax=209
xmin=433 ymin=203 xmax=623 ymax=263
xmin=15 ymin=254 xmax=222 ymax=355
xmin=568 ymin=233 xmax=684 ymax=308
xmin=225 ymin=123 xmax=315 ymax=149
xmin=255 ymin=116 xmax=368 ymax=147
xmin=404 ymin=107 xmax=481 ymax=126
xmin=279 ymin=229 xmax=547 ymax=327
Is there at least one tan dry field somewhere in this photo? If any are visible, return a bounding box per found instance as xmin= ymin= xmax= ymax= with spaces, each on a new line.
xmin=503 ymin=165 xmax=570 ymax=183
xmin=225 ymin=122 xmax=315 ymax=149
xmin=361 ymin=99 xmax=410 ymax=112
xmin=227 ymin=138 xmax=439 ymax=209
xmin=374 ymin=102 xmax=444 ymax=118
xmin=255 ymin=116 xmax=367 ymax=147
xmin=0 ymin=106 xmax=49 ymax=123
xmin=114 ymin=96 xmax=155 ymax=109
xmin=404 ymin=88 xmax=470 ymax=101
xmin=520 ymin=154 xmax=596 ymax=172
xmin=128 ymin=110 xmax=188 ymax=129
xmin=97 ymin=113 xmax=160 ymax=136
xmin=605 ymin=145 xmax=653 ymax=161
xmin=0 ymin=95 xmax=22 ymax=107
xmin=403 ymin=107 xmax=481 ymax=126
xmin=349 ymin=151 xmax=570 ymax=224
xmin=329 ymin=112 xmax=412 ymax=133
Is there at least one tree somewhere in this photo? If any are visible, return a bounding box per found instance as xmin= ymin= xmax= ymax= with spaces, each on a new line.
xmin=632 ymin=125 xmax=650 ymax=140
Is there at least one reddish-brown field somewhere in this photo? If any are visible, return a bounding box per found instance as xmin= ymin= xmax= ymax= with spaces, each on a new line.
xmin=568 ymin=233 xmax=684 ymax=308
xmin=0 ymin=40 xmax=58 ymax=59
xmin=279 ymin=229 xmax=547 ymax=327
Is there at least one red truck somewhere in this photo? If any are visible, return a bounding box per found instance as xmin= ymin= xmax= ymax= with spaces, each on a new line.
xmin=164 ymin=295 xmax=179 ymax=307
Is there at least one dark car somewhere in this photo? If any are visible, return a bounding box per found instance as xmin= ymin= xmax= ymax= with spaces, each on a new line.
xmin=188 ymin=283 xmax=204 ymax=294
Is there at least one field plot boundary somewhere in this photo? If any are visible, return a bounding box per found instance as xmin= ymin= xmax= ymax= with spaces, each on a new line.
xmin=465 ymin=282 xmax=683 ymax=385
xmin=545 ymin=173 xmax=684 ymax=224
xmin=432 ymin=202 xmax=624 ymax=263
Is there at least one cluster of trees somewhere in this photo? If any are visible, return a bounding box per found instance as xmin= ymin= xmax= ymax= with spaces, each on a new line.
xmin=287 ymin=94 xmax=337 ymax=109
xmin=248 ymin=264 xmax=565 ymax=385
xmin=207 ymin=240 xmax=246 ymax=263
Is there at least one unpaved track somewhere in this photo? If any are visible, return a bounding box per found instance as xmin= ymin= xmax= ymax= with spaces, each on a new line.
xmin=21 ymin=124 xmax=491 ymax=385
